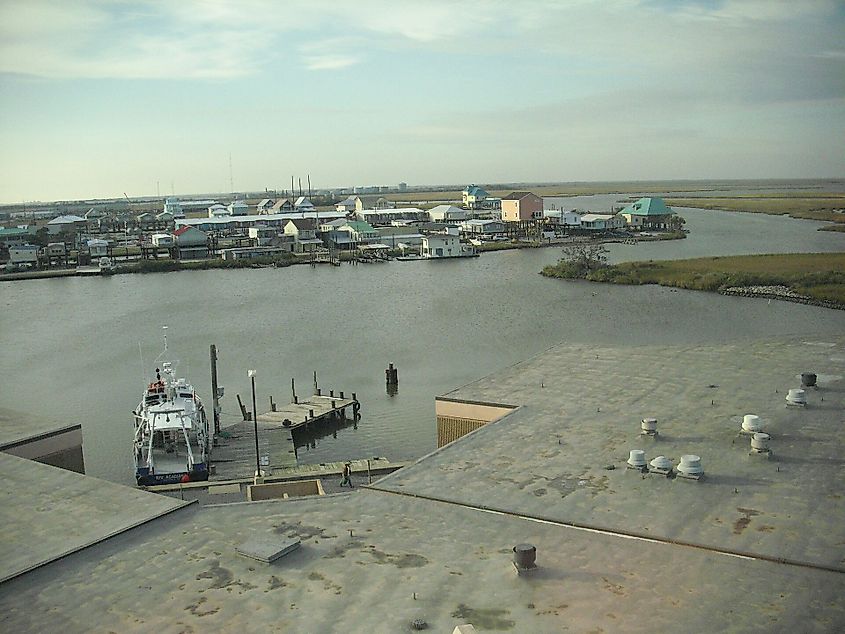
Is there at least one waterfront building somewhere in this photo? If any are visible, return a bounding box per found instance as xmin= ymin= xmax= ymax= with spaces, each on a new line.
xmin=420 ymin=226 xmax=475 ymax=258
xmin=375 ymin=226 xmax=424 ymax=248
xmin=500 ymin=192 xmax=543 ymax=222
xmin=172 ymin=226 xmax=209 ymax=258
xmin=0 ymin=227 xmax=35 ymax=249
xmin=7 ymin=244 xmax=39 ymax=266
xmin=355 ymin=207 xmax=427 ymax=225
xmin=86 ymin=238 xmax=109 ymax=258
xmin=619 ymin=197 xmax=675 ymax=229
xmin=428 ymin=204 xmax=468 ymax=223
xmin=460 ymin=218 xmax=505 ymax=235
xmin=543 ymin=208 xmax=581 ymax=228
xmin=579 ymin=213 xmax=625 ymax=231
xmin=462 ymin=184 xmax=489 ymax=209
xmin=283 ymin=218 xmax=322 ymax=252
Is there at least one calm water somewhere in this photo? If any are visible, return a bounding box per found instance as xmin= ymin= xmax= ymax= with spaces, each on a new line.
xmin=1 ymin=201 xmax=843 ymax=484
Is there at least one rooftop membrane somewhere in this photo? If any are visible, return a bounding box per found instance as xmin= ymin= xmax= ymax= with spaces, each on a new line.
xmin=0 ymin=336 xmax=843 ymax=631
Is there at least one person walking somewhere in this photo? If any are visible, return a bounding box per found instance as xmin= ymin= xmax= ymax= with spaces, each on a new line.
xmin=339 ymin=462 xmax=353 ymax=488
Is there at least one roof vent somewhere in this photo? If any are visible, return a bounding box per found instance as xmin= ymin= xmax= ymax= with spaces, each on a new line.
xmin=627 ymin=449 xmax=648 ymax=471
xmin=648 ymin=455 xmax=672 ymax=476
xmin=513 ymin=543 xmax=537 ymax=575
xmin=641 ymin=418 xmax=658 ymax=437
xmin=801 ymin=372 xmax=817 ymax=388
xmin=676 ymin=454 xmax=703 ymax=480
xmin=786 ymin=388 xmax=807 ymax=406
xmin=750 ymin=432 xmax=771 ymax=457
xmin=741 ymin=414 xmax=762 ymax=434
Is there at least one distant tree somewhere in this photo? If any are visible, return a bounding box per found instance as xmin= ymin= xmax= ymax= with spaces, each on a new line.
xmin=667 ymin=215 xmax=686 ymax=232
xmin=561 ymin=242 xmax=608 ymax=274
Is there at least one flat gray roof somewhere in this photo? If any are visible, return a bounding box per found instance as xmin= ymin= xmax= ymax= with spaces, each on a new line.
xmin=0 ymin=453 xmax=191 ymax=583
xmin=0 ymin=336 xmax=843 ymax=631
xmin=0 ymin=407 xmax=79 ymax=449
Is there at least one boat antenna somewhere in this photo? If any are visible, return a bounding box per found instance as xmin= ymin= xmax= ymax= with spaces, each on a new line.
xmin=139 ymin=342 xmax=146 ymax=383
xmin=154 ymin=325 xmax=169 ymax=365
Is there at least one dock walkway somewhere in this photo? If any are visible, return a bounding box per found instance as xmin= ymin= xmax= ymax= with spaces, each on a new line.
xmin=210 ymin=391 xmax=360 ymax=481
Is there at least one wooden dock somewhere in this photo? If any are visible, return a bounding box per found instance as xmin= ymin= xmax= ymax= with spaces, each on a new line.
xmin=210 ymin=381 xmax=360 ymax=481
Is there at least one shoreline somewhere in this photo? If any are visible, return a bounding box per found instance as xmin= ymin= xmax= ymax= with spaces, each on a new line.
xmin=0 ymin=232 xmax=685 ymax=282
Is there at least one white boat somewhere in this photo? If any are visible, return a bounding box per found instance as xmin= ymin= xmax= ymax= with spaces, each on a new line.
xmin=133 ymin=327 xmax=210 ymax=486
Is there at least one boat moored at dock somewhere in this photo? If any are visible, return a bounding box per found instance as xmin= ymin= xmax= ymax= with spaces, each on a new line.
xmin=133 ymin=328 xmax=210 ymax=486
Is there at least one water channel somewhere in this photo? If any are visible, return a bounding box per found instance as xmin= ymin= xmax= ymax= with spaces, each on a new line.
xmin=1 ymin=197 xmax=843 ymax=485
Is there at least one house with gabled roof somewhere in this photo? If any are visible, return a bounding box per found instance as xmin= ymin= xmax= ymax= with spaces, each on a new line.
xmin=283 ymin=218 xmax=322 ymax=252
xmin=619 ymin=197 xmax=675 ymax=230
xmin=335 ymin=196 xmax=357 ymax=213
xmin=294 ymin=196 xmax=316 ymax=212
xmin=500 ymin=192 xmax=543 ymax=222
xmin=271 ymin=198 xmax=294 ymax=212
xmin=462 ymin=185 xmax=489 ymax=209
xmin=255 ymin=199 xmax=274 ymax=214
xmin=354 ymin=196 xmax=394 ymax=212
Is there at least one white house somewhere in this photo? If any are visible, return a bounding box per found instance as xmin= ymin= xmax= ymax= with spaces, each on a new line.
xmin=227 ymin=200 xmax=249 ymax=216
xmin=86 ymin=239 xmax=109 ymax=258
xmin=579 ymin=213 xmax=625 ymax=231
xmin=543 ymin=209 xmax=581 ymax=228
xmin=164 ymin=198 xmax=184 ymax=218
xmin=335 ymin=196 xmax=357 ymax=213
xmin=420 ymin=227 xmax=475 ymax=259
xmin=208 ymin=204 xmax=230 ymax=218
xmin=460 ymin=219 xmax=505 ymax=235
xmin=428 ymin=205 xmax=468 ymax=223
xmin=151 ymin=233 xmax=175 ymax=247
xmin=8 ymin=244 xmax=39 ymax=265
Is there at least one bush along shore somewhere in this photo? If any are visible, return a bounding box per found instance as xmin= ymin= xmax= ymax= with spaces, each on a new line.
xmin=541 ymin=252 xmax=845 ymax=309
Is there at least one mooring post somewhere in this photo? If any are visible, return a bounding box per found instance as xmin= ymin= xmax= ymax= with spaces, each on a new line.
xmin=236 ymin=394 xmax=249 ymax=421
xmin=309 ymin=408 xmax=315 ymax=419
xmin=330 ymin=389 xmax=334 ymax=398
xmin=340 ymin=391 xmax=345 ymax=399
xmin=313 ymin=370 xmax=318 ymax=395
xmin=270 ymin=395 xmax=276 ymax=412
xmin=291 ymin=378 xmax=297 ymax=404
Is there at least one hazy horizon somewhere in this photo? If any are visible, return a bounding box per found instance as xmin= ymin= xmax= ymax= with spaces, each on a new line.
xmin=1 ymin=1 xmax=843 ymax=203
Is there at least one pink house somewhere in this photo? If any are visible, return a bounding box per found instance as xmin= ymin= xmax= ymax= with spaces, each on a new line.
xmin=501 ymin=192 xmax=543 ymax=222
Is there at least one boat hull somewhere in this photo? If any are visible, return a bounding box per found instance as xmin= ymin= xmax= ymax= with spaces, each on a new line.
xmin=136 ymin=464 xmax=209 ymax=486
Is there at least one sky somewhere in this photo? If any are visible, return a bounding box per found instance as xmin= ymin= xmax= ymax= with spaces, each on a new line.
xmin=0 ymin=0 xmax=843 ymax=203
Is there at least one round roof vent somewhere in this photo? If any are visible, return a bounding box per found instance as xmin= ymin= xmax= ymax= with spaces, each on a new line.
xmin=801 ymin=372 xmax=817 ymax=387
xmin=649 ymin=455 xmax=672 ymax=470
xmin=677 ymin=454 xmax=703 ymax=475
xmin=641 ymin=418 xmax=658 ymax=434
xmin=627 ymin=449 xmax=647 ymax=468
xmin=751 ymin=433 xmax=770 ymax=451
xmin=786 ymin=388 xmax=807 ymax=405
xmin=742 ymin=414 xmax=762 ymax=432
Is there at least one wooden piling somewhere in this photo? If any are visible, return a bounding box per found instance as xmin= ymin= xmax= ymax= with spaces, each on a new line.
xmin=270 ymin=395 xmax=276 ymax=412
xmin=210 ymin=344 xmax=220 ymax=435
xmin=236 ymin=394 xmax=248 ymax=421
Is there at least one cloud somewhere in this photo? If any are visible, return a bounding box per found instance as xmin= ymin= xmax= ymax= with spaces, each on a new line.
xmin=303 ymin=54 xmax=361 ymax=71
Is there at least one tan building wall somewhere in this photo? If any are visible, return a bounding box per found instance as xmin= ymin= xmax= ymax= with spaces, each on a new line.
xmin=501 ymin=193 xmax=543 ymax=222
xmin=435 ymin=398 xmax=516 ymax=447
